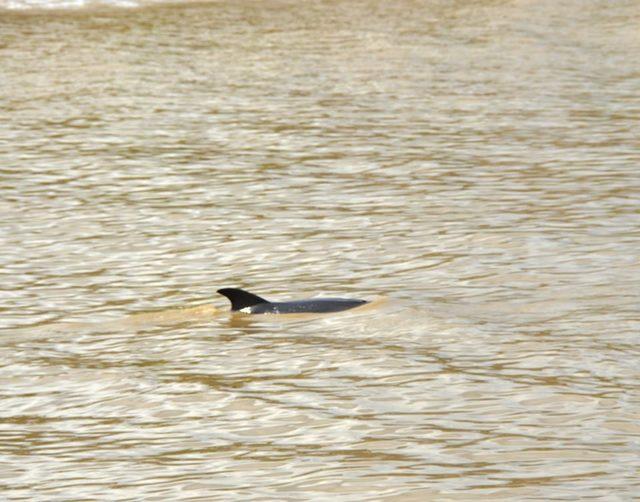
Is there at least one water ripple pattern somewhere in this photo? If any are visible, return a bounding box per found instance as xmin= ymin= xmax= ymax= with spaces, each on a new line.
xmin=1 ymin=0 xmax=639 ymax=500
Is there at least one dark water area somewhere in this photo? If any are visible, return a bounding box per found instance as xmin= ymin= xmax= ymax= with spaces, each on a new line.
xmin=1 ymin=0 xmax=639 ymax=499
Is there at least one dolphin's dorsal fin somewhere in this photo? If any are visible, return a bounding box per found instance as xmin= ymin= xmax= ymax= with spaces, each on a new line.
xmin=217 ymin=288 xmax=269 ymax=311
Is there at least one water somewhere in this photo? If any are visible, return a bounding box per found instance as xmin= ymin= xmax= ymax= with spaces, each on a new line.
xmin=1 ymin=0 xmax=639 ymax=499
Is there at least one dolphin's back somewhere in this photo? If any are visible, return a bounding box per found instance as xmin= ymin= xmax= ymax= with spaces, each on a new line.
xmin=217 ymin=288 xmax=368 ymax=314
xmin=251 ymin=298 xmax=368 ymax=314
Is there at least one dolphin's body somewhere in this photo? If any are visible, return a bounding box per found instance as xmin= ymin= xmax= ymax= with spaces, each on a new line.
xmin=217 ymin=288 xmax=368 ymax=314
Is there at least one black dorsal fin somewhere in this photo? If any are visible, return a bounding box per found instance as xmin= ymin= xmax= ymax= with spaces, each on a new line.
xmin=217 ymin=288 xmax=269 ymax=311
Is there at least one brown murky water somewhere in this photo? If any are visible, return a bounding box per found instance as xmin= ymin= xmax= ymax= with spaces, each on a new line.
xmin=1 ymin=0 xmax=639 ymax=499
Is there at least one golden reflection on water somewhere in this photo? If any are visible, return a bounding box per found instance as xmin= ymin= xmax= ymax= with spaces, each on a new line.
xmin=1 ymin=0 xmax=639 ymax=499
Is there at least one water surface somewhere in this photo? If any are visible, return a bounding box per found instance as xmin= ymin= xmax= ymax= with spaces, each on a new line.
xmin=1 ymin=0 xmax=639 ymax=499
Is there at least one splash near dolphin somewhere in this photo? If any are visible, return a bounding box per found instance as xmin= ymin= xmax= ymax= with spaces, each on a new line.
xmin=217 ymin=288 xmax=369 ymax=314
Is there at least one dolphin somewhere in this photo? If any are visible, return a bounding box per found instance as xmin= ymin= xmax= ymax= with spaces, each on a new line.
xmin=217 ymin=288 xmax=369 ymax=314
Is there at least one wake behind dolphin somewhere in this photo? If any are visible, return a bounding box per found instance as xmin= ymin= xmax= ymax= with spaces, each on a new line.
xmin=217 ymin=288 xmax=369 ymax=314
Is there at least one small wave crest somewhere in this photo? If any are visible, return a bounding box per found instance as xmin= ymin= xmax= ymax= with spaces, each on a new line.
xmin=1 ymin=0 xmax=169 ymax=11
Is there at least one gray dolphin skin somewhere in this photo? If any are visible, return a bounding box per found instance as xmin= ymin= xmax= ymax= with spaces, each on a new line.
xmin=217 ymin=288 xmax=368 ymax=314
